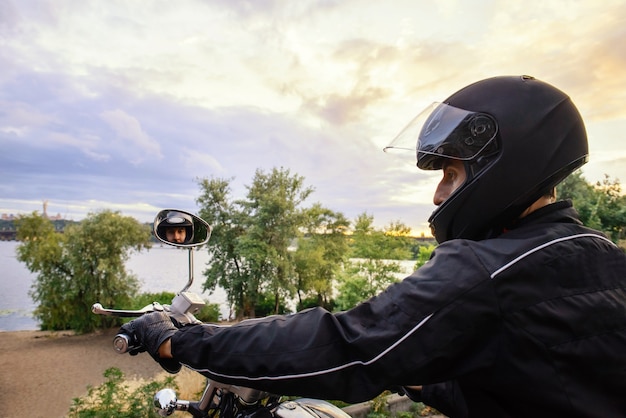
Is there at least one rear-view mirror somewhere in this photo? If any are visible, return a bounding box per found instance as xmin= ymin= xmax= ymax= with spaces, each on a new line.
xmin=153 ymin=209 xmax=211 ymax=248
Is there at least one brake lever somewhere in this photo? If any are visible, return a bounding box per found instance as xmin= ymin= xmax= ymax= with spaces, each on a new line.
xmin=91 ymin=302 xmax=165 ymax=317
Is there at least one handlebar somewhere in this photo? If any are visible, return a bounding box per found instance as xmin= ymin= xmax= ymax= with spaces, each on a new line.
xmin=92 ymin=296 xmax=201 ymax=355
xmin=112 ymin=333 xmax=139 ymax=354
xmin=91 ymin=302 xmax=160 ymax=354
xmin=94 ymin=297 xmax=278 ymax=417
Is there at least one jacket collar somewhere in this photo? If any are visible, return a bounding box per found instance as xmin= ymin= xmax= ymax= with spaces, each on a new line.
xmin=504 ymin=199 xmax=582 ymax=232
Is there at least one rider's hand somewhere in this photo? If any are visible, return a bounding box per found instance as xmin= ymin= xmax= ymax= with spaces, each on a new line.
xmin=120 ymin=311 xmax=181 ymax=374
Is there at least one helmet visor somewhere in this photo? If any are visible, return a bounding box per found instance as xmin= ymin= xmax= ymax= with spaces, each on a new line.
xmin=385 ymin=102 xmax=498 ymax=169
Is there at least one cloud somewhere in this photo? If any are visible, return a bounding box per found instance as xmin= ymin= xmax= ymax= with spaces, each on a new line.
xmin=0 ymin=100 xmax=54 ymax=131
xmin=1 ymin=0 xmax=625 ymax=235
xmin=99 ymin=109 xmax=163 ymax=164
xmin=180 ymin=147 xmax=223 ymax=177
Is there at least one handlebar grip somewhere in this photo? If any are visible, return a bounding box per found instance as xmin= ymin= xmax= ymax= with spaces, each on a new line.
xmin=113 ymin=333 xmax=141 ymax=354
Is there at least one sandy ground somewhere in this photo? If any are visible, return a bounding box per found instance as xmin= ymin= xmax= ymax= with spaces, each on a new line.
xmin=0 ymin=329 xmax=443 ymax=418
xmin=0 ymin=328 xmax=164 ymax=418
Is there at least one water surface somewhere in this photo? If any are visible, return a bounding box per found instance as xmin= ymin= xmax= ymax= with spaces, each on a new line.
xmin=0 ymin=241 xmax=227 ymax=331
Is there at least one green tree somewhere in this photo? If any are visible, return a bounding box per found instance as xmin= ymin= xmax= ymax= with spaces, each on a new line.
xmin=197 ymin=176 xmax=250 ymax=319
xmin=558 ymin=171 xmax=600 ymax=228
xmin=335 ymin=259 xmax=403 ymax=310
xmin=16 ymin=210 xmax=151 ymax=333
xmin=380 ymin=220 xmax=414 ymax=260
xmin=349 ymin=213 xmax=413 ymax=260
xmin=558 ymin=171 xmax=626 ymax=242
xmin=590 ymin=175 xmax=626 ymax=242
xmin=335 ymin=213 xmax=410 ymax=310
xmin=294 ymin=204 xmax=350 ymax=310
xmin=350 ymin=212 xmax=378 ymax=259
xmin=237 ymin=167 xmax=314 ymax=316
xmin=197 ymin=167 xmax=322 ymax=319
xmin=414 ymin=244 xmax=436 ymax=270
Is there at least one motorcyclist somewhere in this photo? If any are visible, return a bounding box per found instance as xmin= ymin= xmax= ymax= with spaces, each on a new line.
xmin=155 ymin=211 xmax=194 ymax=245
xmin=122 ymin=76 xmax=626 ymax=417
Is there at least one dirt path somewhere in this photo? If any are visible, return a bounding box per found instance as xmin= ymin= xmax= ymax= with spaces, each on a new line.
xmin=0 ymin=328 xmax=164 ymax=418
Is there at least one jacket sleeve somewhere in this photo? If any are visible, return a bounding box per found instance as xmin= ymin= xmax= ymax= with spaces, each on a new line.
xmin=403 ymin=382 xmax=468 ymax=418
xmin=171 ymin=240 xmax=501 ymax=403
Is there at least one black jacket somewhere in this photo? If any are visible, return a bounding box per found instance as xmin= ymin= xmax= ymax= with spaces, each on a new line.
xmin=171 ymin=201 xmax=626 ymax=417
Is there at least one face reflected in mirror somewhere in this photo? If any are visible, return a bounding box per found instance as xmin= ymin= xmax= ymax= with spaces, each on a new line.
xmin=154 ymin=209 xmax=211 ymax=248
xmin=165 ymin=226 xmax=188 ymax=244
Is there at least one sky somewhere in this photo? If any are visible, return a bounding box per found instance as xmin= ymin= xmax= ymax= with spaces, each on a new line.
xmin=1 ymin=0 xmax=625 ymax=235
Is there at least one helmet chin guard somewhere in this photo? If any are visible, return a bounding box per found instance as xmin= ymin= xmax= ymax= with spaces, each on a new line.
xmin=393 ymin=75 xmax=588 ymax=243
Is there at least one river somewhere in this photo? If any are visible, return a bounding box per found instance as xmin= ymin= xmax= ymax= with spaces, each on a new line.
xmin=0 ymin=241 xmax=417 ymax=332
xmin=0 ymin=241 xmax=228 ymax=331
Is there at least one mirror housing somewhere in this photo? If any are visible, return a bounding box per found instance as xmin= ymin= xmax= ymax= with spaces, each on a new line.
xmin=153 ymin=209 xmax=211 ymax=248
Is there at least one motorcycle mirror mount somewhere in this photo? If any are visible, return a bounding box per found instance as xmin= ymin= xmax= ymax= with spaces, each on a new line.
xmin=153 ymin=209 xmax=212 ymax=294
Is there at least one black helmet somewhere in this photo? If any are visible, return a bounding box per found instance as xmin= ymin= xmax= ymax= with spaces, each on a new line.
xmin=155 ymin=211 xmax=194 ymax=243
xmin=390 ymin=75 xmax=588 ymax=243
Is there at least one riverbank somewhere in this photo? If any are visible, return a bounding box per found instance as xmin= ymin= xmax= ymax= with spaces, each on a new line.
xmin=0 ymin=328 xmax=164 ymax=418
xmin=0 ymin=329 xmax=446 ymax=418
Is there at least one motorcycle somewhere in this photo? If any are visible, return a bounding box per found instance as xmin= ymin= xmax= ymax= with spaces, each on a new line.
xmin=93 ymin=209 xmax=351 ymax=418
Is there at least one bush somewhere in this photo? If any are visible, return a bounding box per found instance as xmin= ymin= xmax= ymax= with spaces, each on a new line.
xmin=254 ymin=292 xmax=291 ymax=317
xmin=132 ymin=291 xmax=221 ymax=323
xmin=131 ymin=292 xmax=176 ymax=311
xmin=195 ymin=301 xmax=221 ymax=323
xmin=68 ymin=367 xmax=177 ymax=418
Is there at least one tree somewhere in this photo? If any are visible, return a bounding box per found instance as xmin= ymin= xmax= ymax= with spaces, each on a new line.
xmin=380 ymin=221 xmax=414 ymax=260
xmin=414 ymin=244 xmax=436 ymax=270
xmin=197 ymin=176 xmax=250 ymax=319
xmin=558 ymin=171 xmax=626 ymax=242
xmin=350 ymin=213 xmax=378 ymax=259
xmin=16 ymin=210 xmax=151 ymax=333
xmin=590 ymin=175 xmax=626 ymax=242
xmin=293 ymin=204 xmax=350 ymax=310
xmin=558 ymin=171 xmax=600 ymax=229
xmin=197 ymin=167 xmax=320 ymax=319
xmin=349 ymin=213 xmax=413 ymax=260
xmin=335 ymin=213 xmax=410 ymax=310
xmin=238 ymin=167 xmax=314 ymax=316
xmin=335 ymin=259 xmax=403 ymax=310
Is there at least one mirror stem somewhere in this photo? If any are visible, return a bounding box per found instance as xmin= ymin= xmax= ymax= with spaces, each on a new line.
xmin=181 ymin=248 xmax=194 ymax=293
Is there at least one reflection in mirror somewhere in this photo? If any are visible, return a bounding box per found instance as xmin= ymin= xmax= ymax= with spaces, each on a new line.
xmin=153 ymin=209 xmax=211 ymax=248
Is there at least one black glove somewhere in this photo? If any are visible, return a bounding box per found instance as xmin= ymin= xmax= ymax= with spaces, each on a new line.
xmin=120 ymin=311 xmax=181 ymax=374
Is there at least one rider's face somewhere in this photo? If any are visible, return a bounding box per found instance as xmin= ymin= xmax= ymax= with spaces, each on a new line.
xmin=433 ymin=159 xmax=467 ymax=206
xmin=165 ymin=227 xmax=187 ymax=243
